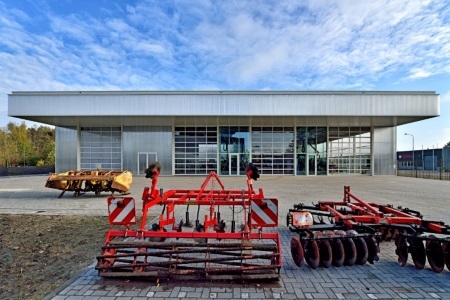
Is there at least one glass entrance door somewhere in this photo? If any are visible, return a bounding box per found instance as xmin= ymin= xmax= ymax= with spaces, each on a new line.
xmin=229 ymin=153 xmax=239 ymax=175
xmin=308 ymin=154 xmax=317 ymax=176
xmin=137 ymin=152 xmax=157 ymax=175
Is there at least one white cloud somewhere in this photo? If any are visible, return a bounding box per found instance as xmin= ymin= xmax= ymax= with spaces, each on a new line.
xmin=1 ymin=0 xmax=450 ymax=94
xmin=408 ymin=68 xmax=433 ymax=79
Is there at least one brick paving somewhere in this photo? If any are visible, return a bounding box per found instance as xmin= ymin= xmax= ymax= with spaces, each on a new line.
xmin=1 ymin=174 xmax=450 ymax=299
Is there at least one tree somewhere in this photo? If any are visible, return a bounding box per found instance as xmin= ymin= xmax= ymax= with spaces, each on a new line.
xmin=0 ymin=122 xmax=55 ymax=167
xmin=445 ymin=141 xmax=450 ymax=147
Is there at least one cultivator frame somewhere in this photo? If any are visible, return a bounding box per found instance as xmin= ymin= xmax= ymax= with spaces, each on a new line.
xmin=287 ymin=186 xmax=450 ymax=273
xmin=96 ymin=170 xmax=281 ymax=282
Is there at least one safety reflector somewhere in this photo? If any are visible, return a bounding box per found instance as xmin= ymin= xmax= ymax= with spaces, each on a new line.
xmin=107 ymin=196 xmax=136 ymax=225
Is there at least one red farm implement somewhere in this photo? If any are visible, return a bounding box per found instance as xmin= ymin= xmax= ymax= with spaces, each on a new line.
xmin=96 ymin=166 xmax=281 ymax=282
xmin=287 ymin=186 xmax=450 ymax=273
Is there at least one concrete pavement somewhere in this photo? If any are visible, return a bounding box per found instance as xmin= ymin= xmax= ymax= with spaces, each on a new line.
xmin=1 ymin=174 xmax=450 ymax=299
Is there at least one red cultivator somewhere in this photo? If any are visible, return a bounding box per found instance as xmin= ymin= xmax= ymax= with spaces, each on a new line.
xmin=96 ymin=167 xmax=281 ymax=281
xmin=287 ymin=186 xmax=450 ymax=272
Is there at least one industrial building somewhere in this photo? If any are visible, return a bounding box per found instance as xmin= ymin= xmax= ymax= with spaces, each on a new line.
xmin=8 ymin=91 xmax=439 ymax=176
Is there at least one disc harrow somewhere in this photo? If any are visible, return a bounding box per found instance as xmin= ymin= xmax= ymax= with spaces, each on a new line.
xmin=287 ymin=186 xmax=450 ymax=273
xmin=96 ymin=163 xmax=281 ymax=282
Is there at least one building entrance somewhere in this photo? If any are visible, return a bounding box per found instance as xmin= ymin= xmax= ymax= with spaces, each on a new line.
xmin=137 ymin=152 xmax=157 ymax=175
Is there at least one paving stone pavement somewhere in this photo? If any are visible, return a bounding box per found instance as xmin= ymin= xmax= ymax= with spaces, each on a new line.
xmin=1 ymin=174 xmax=450 ymax=299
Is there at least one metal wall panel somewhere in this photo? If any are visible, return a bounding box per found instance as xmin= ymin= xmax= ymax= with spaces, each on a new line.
xmin=373 ymin=127 xmax=396 ymax=175
xmin=55 ymin=127 xmax=78 ymax=173
xmin=122 ymin=126 xmax=172 ymax=175
xmin=9 ymin=91 xmax=439 ymax=123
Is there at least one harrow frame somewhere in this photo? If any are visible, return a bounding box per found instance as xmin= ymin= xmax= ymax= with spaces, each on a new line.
xmin=287 ymin=186 xmax=450 ymax=272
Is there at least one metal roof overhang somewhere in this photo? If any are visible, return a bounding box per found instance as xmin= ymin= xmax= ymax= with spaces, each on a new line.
xmin=8 ymin=91 xmax=439 ymax=128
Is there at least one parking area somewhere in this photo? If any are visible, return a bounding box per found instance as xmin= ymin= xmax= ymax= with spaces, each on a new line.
xmin=1 ymin=174 xmax=450 ymax=299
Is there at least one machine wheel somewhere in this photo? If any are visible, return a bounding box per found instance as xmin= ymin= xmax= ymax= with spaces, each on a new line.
xmin=348 ymin=230 xmax=368 ymax=265
xmin=443 ymin=238 xmax=450 ymax=271
xmin=290 ymin=236 xmax=304 ymax=267
xmin=409 ymin=237 xmax=426 ymax=269
xmin=395 ymin=234 xmax=408 ymax=267
xmin=316 ymin=232 xmax=332 ymax=268
xmin=337 ymin=230 xmax=356 ymax=266
xmin=426 ymin=235 xmax=445 ymax=273
xmin=304 ymin=240 xmax=320 ymax=269
xmin=365 ymin=236 xmax=379 ymax=264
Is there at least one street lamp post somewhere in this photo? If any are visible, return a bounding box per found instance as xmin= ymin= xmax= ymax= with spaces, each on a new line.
xmin=405 ymin=133 xmax=414 ymax=172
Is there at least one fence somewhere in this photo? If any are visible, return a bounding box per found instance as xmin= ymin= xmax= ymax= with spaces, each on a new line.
xmin=0 ymin=166 xmax=55 ymax=176
xmin=397 ymin=160 xmax=450 ymax=180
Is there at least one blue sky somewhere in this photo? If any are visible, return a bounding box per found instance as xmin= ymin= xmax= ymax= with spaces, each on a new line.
xmin=1 ymin=0 xmax=449 ymax=151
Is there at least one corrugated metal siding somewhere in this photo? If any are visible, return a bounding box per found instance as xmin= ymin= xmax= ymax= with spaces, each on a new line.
xmin=373 ymin=127 xmax=396 ymax=175
xmin=9 ymin=92 xmax=439 ymax=117
xmin=55 ymin=127 xmax=78 ymax=172
xmin=122 ymin=126 xmax=173 ymax=175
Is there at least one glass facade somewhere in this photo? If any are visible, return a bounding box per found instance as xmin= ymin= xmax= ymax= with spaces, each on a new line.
xmin=251 ymin=127 xmax=294 ymax=175
xmin=174 ymin=126 xmax=218 ymax=175
xmin=69 ymin=124 xmax=372 ymax=176
xmin=296 ymin=127 xmax=327 ymax=175
xmin=328 ymin=127 xmax=371 ymax=174
xmin=80 ymin=127 xmax=122 ymax=170
xmin=219 ymin=126 xmax=250 ymax=175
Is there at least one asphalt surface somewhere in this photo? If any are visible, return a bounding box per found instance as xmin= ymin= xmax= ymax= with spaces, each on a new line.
xmin=1 ymin=174 xmax=450 ymax=299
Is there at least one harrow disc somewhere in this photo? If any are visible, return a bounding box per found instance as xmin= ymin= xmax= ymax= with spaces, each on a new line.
xmin=315 ymin=232 xmax=332 ymax=268
xmin=395 ymin=234 xmax=408 ymax=267
xmin=325 ymin=231 xmax=344 ymax=267
xmin=348 ymin=230 xmax=368 ymax=265
xmin=409 ymin=237 xmax=426 ymax=270
xmin=443 ymin=238 xmax=450 ymax=271
xmin=290 ymin=236 xmax=304 ymax=267
xmin=336 ymin=230 xmax=356 ymax=266
xmin=304 ymin=240 xmax=320 ymax=269
xmin=365 ymin=236 xmax=379 ymax=264
xmin=426 ymin=235 xmax=445 ymax=273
